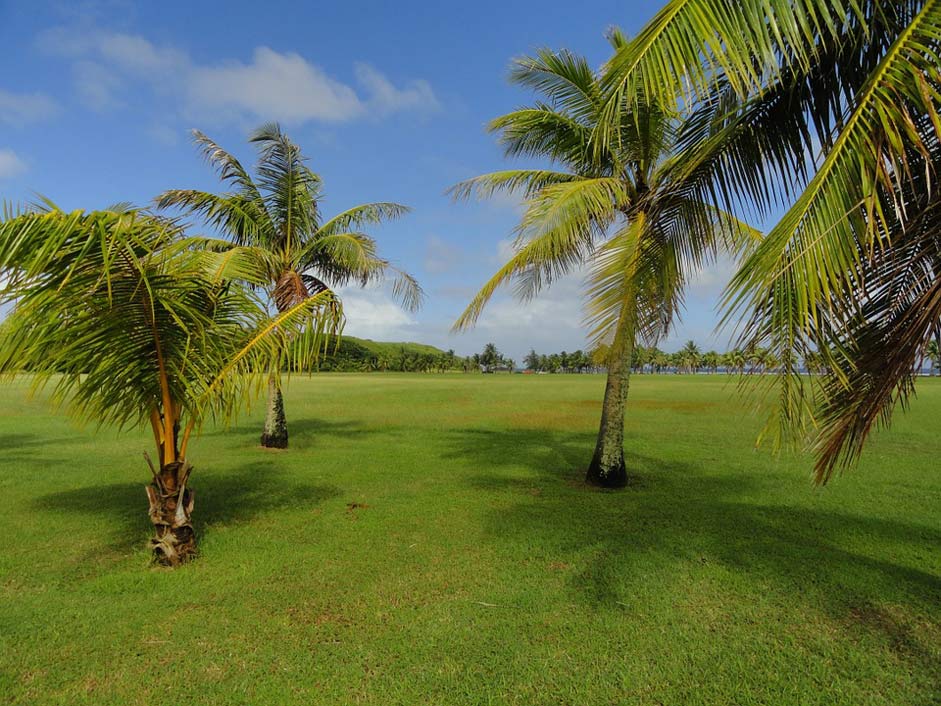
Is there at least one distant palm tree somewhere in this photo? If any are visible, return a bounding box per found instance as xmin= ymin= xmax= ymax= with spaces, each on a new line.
xmin=726 ymin=349 xmax=746 ymax=375
xmin=925 ymin=338 xmax=940 ymax=376
xmin=480 ymin=342 xmax=500 ymax=372
xmin=702 ymin=350 xmax=720 ymax=374
xmin=158 ymin=124 xmax=422 ymax=448
xmin=679 ymin=340 xmax=701 ymax=374
xmin=451 ymin=35 xmax=757 ymax=486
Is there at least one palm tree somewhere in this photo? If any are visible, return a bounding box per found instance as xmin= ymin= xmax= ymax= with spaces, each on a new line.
xmin=158 ymin=124 xmax=421 ymax=448
xmin=451 ymin=36 xmax=757 ymax=487
xmin=702 ymin=350 xmax=720 ymax=374
xmin=480 ymin=342 xmax=500 ymax=372
xmin=924 ymin=338 xmax=940 ymax=376
xmin=0 ymin=205 xmax=339 ymax=565
xmin=602 ymin=1 xmax=941 ymax=481
xmin=679 ymin=340 xmax=701 ymax=374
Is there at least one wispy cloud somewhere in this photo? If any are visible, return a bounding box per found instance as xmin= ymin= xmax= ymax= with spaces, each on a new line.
xmin=354 ymin=63 xmax=440 ymax=115
xmin=0 ymin=149 xmax=27 ymax=179
xmin=424 ymin=235 xmax=464 ymax=274
xmin=37 ymin=26 xmax=440 ymax=125
xmin=0 ymin=89 xmax=58 ymax=126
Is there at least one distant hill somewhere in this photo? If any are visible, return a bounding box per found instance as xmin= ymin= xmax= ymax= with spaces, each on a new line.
xmin=316 ymin=336 xmax=451 ymax=371
xmin=342 ymin=336 xmax=445 ymax=357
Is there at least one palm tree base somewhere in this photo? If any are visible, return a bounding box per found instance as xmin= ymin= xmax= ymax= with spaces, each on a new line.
xmin=260 ymin=432 xmax=288 ymax=449
xmin=146 ymin=461 xmax=196 ymax=567
xmin=585 ymin=457 xmax=628 ymax=488
xmin=261 ymin=380 xmax=289 ymax=449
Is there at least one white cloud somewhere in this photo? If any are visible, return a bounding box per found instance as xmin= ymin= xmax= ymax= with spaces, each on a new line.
xmin=187 ymin=48 xmax=364 ymax=123
xmin=424 ymin=235 xmax=463 ymax=274
xmin=354 ymin=63 xmax=439 ymax=115
xmin=72 ymin=60 xmax=123 ymax=110
xmin=37 ymin=27 xmax=439 ymax=125
xmin=688 ymin=255 xmax=737 ymax=292
xmin=336 ymin=285 xmax=417 ymax=340
xmin=0 ymin=89 xmax=58 ymax=126
xmin=0 ymin=149 xmax=27 ymax=179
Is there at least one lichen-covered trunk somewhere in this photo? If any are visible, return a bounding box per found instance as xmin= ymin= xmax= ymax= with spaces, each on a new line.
xmin=261 ymin=373 xmax=288 ymax=448
xmin=586 ymin=329 xmax=633 ymax=488
xmin=146 ymin=460 xmax=195 ymax=566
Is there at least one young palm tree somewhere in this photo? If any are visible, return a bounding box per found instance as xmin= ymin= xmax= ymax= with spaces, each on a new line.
xmin=0 ymin=205 xmax=340 ymax=565
xmin=158 ymin=123 xmax=422 ymax=448
xmin=451 ymin=36 xmax=757 ymax=487
xmin=601 ymin=0 xmax=941 ymax=481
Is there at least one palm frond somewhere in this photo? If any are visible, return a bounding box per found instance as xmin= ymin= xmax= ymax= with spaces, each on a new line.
xmin=319 ymin=202 xmax=411 ymax=236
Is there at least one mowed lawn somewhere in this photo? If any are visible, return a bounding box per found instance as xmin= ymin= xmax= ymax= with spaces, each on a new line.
xmin=0 ymin=374 xmax=939 ymax=705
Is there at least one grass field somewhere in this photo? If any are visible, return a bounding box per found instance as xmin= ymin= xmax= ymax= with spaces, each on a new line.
xmin=1 ymin=373 xmax=939 ymax=705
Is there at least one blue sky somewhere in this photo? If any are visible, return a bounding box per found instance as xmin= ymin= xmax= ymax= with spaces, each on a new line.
xmin=0 ymin=0 xmax=746 ymax=362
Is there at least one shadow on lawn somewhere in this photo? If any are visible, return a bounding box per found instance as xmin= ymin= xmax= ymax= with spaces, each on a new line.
xmin=445 ymin=426 xmax=941 ymax=683
xmin=34 ymin=460 xmax=341 ymax=554
xmin=0 ymin=432 xmax=88 ymax=463
xmin=205 ymin=416 xmax=375 ymax=450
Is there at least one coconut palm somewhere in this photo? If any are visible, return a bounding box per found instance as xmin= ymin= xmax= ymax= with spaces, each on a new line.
xmin=601 ymin=0 xmax=941 ymax=481
xmin=158 ymin=123 xmax=421 ymax=448
xmin=679 ymin=340 xmax=701 ymax=373
xmin=0 ymin=205 xmax=340 ymax=565
xmin=702 ymin=350 xmax=720 ymax=374
xmin=451 ymin=36 xmax=757 ymax=487
xmin=925 ymin=338 xmax=941 ymax=376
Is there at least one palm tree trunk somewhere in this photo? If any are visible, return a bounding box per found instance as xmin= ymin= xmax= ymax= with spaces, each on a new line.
xmin=146 ymin=459 xmax=195 ymax=566
xmin=261 ymin=373 xmax=289 ymax=448
xmin=586 ymin=327 xmax=634 ymax=488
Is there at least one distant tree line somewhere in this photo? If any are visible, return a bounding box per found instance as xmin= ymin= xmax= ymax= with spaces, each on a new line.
xmin=523 ymin=340 xmax=941 ymax=376
xmin=318 ymin=337 xmax=941 ymax=376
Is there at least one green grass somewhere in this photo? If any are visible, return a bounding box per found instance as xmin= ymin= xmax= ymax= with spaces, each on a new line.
xmin=1 ymin=374 xmax=939 ymax=705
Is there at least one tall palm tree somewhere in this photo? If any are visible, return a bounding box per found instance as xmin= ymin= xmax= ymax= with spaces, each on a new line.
xmin=158 ymin=123 xmax=422 ymax=448
xmin=601 ymin=0 xmax=941 ymax=481
xmin=0 ymin=205 xmax=339 ymax=565
xmin=451 ymin=36 xmax=757 ymax=487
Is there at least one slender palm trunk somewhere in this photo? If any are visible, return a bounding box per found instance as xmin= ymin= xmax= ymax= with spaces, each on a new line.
xmin=261 ymin=372 xmax=289 ymax=448
xmin=146 ymin=459 xmax=195 ymax=566
xmin=586 ymin=325 xmax=634 ymax=488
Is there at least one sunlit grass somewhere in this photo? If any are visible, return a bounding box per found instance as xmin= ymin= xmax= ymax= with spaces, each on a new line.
xmin=1 ymin=374 xmax=938 ymax=705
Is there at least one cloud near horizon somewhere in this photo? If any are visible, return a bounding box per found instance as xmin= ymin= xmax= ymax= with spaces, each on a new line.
xmin=37 ymin=26 xmax=440 ymax=125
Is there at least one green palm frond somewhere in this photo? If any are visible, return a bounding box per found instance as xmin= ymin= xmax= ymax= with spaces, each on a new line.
xmin=509 ymin=48 xmax=602 ymax=118
xmin=489 ymin=107 xmax=596 ymax=167
xmin=723 ymin=0 xmax=941 ymax=462
xmin=160 ymin=124 xmax=421 ymax=329
xmin=319 ymin=202 xmax=411 ymax=236
xmin=448 ymin=169 xmax=578 ymax=201
xmin=0 ymin=205 xmax=344 ymax=448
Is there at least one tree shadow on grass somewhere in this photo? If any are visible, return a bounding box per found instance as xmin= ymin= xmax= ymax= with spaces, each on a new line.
xmin=0 ymin=432 xmax=89 ymax=464
xmin=33 ymin=460 xmax=341 ymax=556
xmin=204 ymin=417 xmax=375 ymax=451
xmin=443 ymin=426 xmax=941 ymax=688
